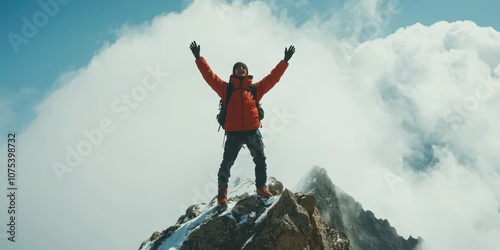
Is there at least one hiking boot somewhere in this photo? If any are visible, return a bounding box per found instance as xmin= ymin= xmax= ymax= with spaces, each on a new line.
xmin=256 ymin=185 xmax=272 ymax=197
xmin=217 ymin=187 xmax=227 ymax=205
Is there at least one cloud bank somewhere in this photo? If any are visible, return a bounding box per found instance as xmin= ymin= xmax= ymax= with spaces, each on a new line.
xmin=1 ymin=0 xmax=499 ymax=249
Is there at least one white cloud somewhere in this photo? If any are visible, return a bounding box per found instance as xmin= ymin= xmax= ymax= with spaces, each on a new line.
xmin=0 ymin=86 xmax=41 ymax=134
xmin=1 ymin=0 xmax=500 ymax=249
xmin=0 ymin=97 xmax=15 ymax=134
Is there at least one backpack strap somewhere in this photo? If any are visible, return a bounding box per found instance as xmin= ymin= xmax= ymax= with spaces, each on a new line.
xmin=249 ymin=84 xmax=258 ymax=105
xmin=249 ymin=84 xmax=263 ymax=127
xmin=218 ymin=82 xmax=234 ymax=132
xmin=249 ymin=84 xmax=261 ymax=116
xmin=224 ymin=82 xmax=234 ymax=107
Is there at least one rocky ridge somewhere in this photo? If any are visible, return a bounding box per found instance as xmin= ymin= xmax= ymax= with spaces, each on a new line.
xmin=295 ymin=166 xmax=422 ymax=250
xmin=139 ymin=177 xmax=349 ymax=250
xmin=139 ymin=166 xmax=423 ymax=250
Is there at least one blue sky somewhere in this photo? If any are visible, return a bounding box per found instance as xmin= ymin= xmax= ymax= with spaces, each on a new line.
xmin=391 ymin=0 xmax=499 ymax=28
xmin=0 ymin=0 xmax=499 ymax=133
xmin=0 ymin=0 xmax=186 ymax=131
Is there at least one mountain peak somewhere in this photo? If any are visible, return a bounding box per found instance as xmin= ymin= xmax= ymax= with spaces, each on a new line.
xmin=138 ymin=176 xmax=349 ymax=250
xmin=139 ymin=167 xmax=422 ymax=250
xmin=295 ymin=165 xmax=337 ymax=193
xmin=296 ymin=165 xmax=423 ymax=250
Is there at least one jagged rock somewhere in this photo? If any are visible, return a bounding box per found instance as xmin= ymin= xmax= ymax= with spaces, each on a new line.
xmin=139 ymin=179 xmax=349 ymax=250
xmin=296 ymin=166 xmax=423 ymax=250
xmin=242 ymin=190 xmax=350 ymax=250
xmin=138 ymin=230 xmax=162 ymax=249
xmin=231 ymin=196 xmax=265 ymax=221
xmin=297 ymin=193 xmax=317 ymax=216
xmin=139 ymin=169 xmax=422 ymax=250
xmin=227 ymin=192 xmax=251 ymax=204
xmin=185 ymin=189 xmax=349 ymax=250
xmin=139 ymin=224 xmax=180 ymax=250
xmin=176 ymin=204 xmax=203 ymax=224
xmin=180 ymin=216 xmax=241 ymax=250
xmin=267 ymin=176 xmax=284 ymax=195
xmin=149 ymin=231 xmax=161 ymax=241
xmin=330 ymin=229 xmax=350 ymax=249
xmin=242 ymin=190 xmax=314 ymax=249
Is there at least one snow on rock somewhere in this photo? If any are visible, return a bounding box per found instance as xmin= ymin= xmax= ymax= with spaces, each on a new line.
xmin=139 ymin=166 xmax=423 ymax=250
xmin=138 ymin=176 xmax=349 ymax=250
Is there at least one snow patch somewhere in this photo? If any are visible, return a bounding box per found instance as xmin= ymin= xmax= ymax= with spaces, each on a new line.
xmin=238 ymin=211 xmax=257 ymax=225
xmin=155 ymin=204 xmax=223 ymax=250
xmin=241 ymin=235 xmax=255 ymax=249
xmin=255 ymin=195 xmax=281 ymax=224
xmin=228 ymin=177 xmax=256 ymax=197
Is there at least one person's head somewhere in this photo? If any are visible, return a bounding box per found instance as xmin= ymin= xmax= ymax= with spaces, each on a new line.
xmin=233 ymin=62 xmax=248 ymax=77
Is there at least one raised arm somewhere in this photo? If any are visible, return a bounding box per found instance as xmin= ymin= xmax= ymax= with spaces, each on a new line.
xmin=254 ymin=45 xmax=295 ymax=99
xmin=190 ymin=41 xmax=226 ymax=98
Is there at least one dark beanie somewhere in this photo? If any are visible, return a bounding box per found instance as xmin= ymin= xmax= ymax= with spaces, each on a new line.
xmin=233 ymin=62 xmax=248 ymax=74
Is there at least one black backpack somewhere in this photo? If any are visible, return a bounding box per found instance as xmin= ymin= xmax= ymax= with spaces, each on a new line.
xmin=217 ymin=83 xmax=264 ymax=131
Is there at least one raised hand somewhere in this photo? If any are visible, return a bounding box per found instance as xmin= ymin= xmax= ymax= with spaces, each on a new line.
xmin=189 ymin=41 xmax=201 ymax=59
xmin=284 ymin=45 xmax=295 ymax=62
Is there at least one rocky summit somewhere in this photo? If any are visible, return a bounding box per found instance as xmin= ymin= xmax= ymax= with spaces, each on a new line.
xmin=139 ymin=167 xmax=422 ymax=250
xmin=139 ymin=177 xmax=349 ymax=250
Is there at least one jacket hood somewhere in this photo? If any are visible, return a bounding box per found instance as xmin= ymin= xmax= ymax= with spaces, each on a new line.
xmin=229 ymin=75 xmax=254 ymax=89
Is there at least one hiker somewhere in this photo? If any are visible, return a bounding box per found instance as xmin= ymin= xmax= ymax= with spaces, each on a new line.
xmin=189 ymin=41 xmax=295 ymax=205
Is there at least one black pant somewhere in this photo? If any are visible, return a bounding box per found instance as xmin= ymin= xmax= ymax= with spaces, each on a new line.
xmin=218 ymin=130 xmax=267 ymax=188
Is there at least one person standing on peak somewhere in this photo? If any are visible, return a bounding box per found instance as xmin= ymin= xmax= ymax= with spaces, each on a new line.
xmin=189 ymin=41 xmax=295 ymax=205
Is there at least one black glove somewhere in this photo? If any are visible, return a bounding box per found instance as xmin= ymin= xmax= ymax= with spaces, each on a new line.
xmin=189 ymin=41 xmax=200 ymax=59
xmin=284 ymin=45 xmax=295 ymax=62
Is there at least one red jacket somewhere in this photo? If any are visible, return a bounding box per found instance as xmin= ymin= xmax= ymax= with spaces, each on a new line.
xmin=196 ymin=57 xmax=288 ymax=132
